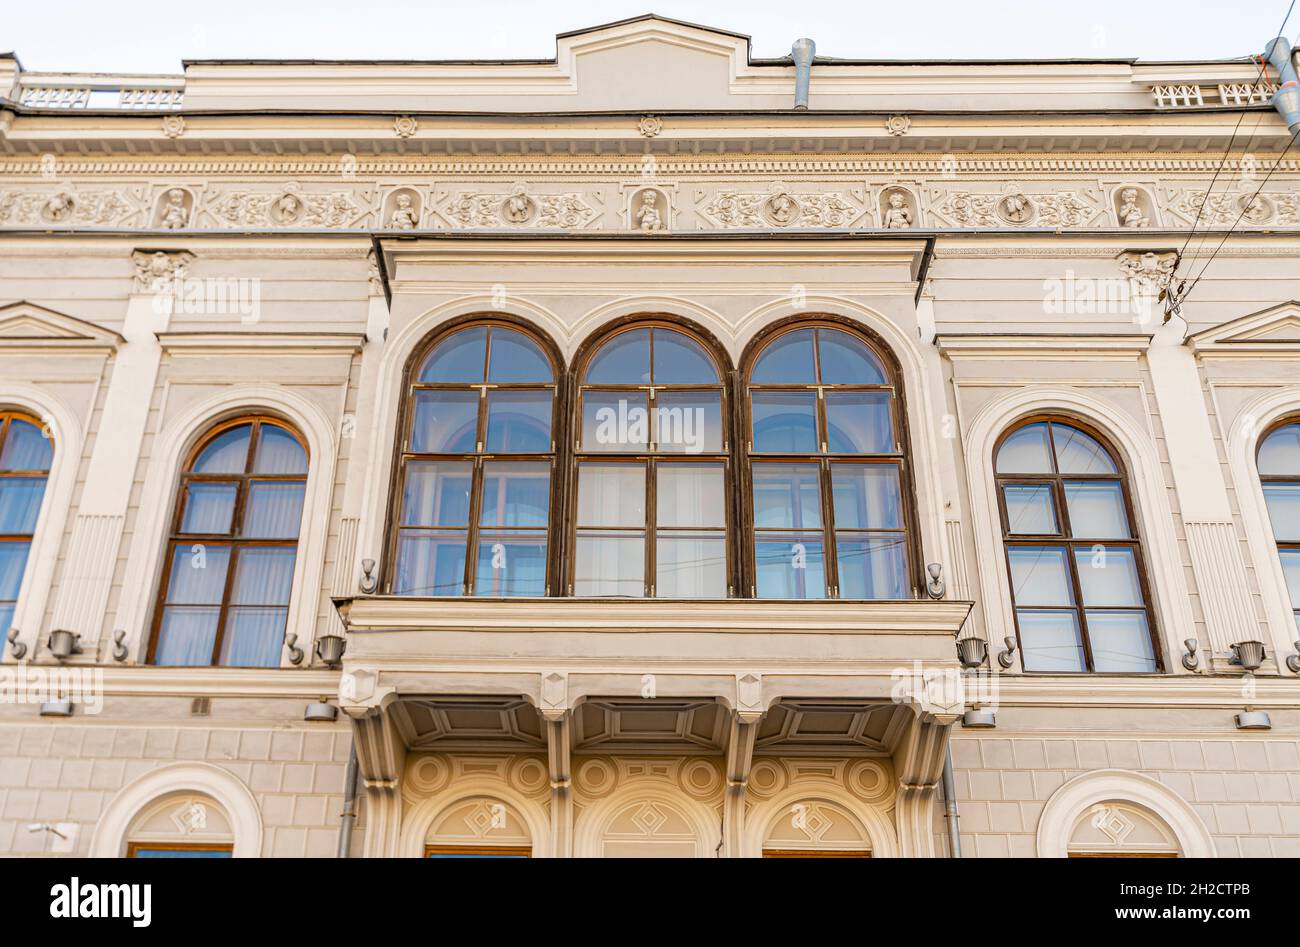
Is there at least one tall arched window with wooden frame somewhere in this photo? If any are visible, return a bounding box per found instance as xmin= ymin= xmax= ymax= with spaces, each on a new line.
xmin=1258 ymin=418 xmax=1300 ymax=633
xmin=149 ymin=417 xmax=308 ymax=667
xmin=995 ymin=418 xmax=1159 ymax=673
xmin=389 ymin=321 xmax=559 ymax=598
xmin=570 ymin=322 xmax=732 ymax=598
xmin=0 ymin=411 xmax=53 ymax=636
xmin=741 ymin=322 xmax=915 ymax=601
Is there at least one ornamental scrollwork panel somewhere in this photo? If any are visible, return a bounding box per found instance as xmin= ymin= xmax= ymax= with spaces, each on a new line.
xmin=0 ymin=185 xmax=150 ymax=227
xmin=695 ymin=182 xmax=867 ymax=229
xmin=433 ymin=183 xmax=601 ymax=229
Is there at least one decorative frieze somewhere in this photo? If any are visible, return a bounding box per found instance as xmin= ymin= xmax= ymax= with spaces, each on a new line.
xmin=695 ymin=181 xmax=864 ymax=228
xmin=435 ymin=183 xmax=599 ymax=229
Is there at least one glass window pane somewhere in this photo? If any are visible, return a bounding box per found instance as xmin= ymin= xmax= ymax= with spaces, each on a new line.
xmin=1259 ymin=423 xmax=1300 ymax=475
xmin=252 ymin=425 xmax=306 ymax=475
xmin=179 ymin=482 xmax=237 ymax=535
xmin=575 ymin=532 xmax=644 ymax=596
xmin=755 ymin=537 xmax=826 ymax=599
xmin=996 ymin=423 xmax=1053 ymax=474
xmin=394 ymin=531 xmax=466 ymax=596
xmin=480 ymin=462 xmax=550 ymax=528
xmin=153 ymin=606 xmax=220 ymax=666
xmin=1279 ymin=550 xmax=1300 ymax=605
xmin=751 ymin=391 xmax=818 ymax=453
xmin=831 ymin=464 xmax=901 ymax=530
xmin=585 ymin=328 xmax=650 ymax=385
xmin=231 ymin=547 xmax=296 ymax=605
xmin=657 ymin=464 xmax=725 ymax=528
xmin=817 ymin=329 xmax=886 ymax=385
xmin=1074 ymin=546 xmax=1143 ymax=606
xmin=485 ymin=390 xmax=552 ymax=453
xmin=752 ymin=464 xmax=821 ymax=529
xmin=577 ymin=464 xmax=645 ymax=527
xmin=1002 ymin=484 xmax=1057 ymax=535
xmin=0 ymin=477 xmax=47 ymax=534
xmin=582 ymin=391 xmax=648 ymax=452
xmin=0 ymin=419 xmax=52 ymax=472
xmin=419 ymin=326 xmax=486 ymax=383
xmin=751 ymin=329 xmax=816 ymax=384
xmin=654 ymin=391 xmax=722 ymax=454
xmin=656 ymin=532 xmax=726 ymax=598
xmin=836 ymin=534 xmax=908 ymax=599
xmin=1017 ymin=609 xmax=1086 ymax=672
xmin=1086 ymin=610 xmax=1156 ymax=672
xmin=401 ymin=461 xmax=472 ymax=527
xmin=1063 ymin=481 xmax=1129 ymax=539
xmin=487 ymin=328 xmax=551 ymax=383
xmin=826 ymin=392 xmax=894 ymax=454
xmin=1007 ymin=546 xmax=1074 ymax=606
xmin=1264 ymin=483 xmax=1300 ymax=541
xmin=219 ymin=607 xmax=286 ymax=668
xmin=475 ymin=535 xmax=548 ymax=596
xmin=192 ymin=425 xmax=251 ymax=474
xmin=0 ymin=541 xmax=31 ymax=600
xmin=164 ymin=544 xmax=231 ymax=604
xmin=411 ymin=391 xmax=479 ymax=453
xmin=1052 ymin=424 xmax=1117 ymax=474
xmin=0 ymin=604 xmax=14 ymax=636
xmin=243 ymin=482 xmax=305 ymax=539
xmin=652 ymin=329 xmax=718 ymax=384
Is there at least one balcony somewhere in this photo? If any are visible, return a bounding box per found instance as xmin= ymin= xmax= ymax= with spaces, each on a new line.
xmin=15 ymin=74 xmax=184 ymax=110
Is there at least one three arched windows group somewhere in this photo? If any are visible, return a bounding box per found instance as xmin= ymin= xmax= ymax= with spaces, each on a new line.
xmin=385 ymin=318 xmax=916 ymax=605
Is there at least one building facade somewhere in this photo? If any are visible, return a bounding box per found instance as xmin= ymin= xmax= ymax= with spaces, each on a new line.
xmin=1 ymin=15 xmax=1299 ymax=858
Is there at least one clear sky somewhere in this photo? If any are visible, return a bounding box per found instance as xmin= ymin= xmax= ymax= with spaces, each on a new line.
xmin=3 ymin=0 xmax=1295 ymax=72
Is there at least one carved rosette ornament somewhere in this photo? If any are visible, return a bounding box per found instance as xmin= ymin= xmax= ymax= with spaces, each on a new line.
xmin=394 ymin=115 xmax=418 ymax=139
xmin=638 ymin=115 xmax=663 ymax=138
xmin=885 ymin=114 xmax=912 ymax=136
xmin=161 ymin=115 xmax=185 ymax=139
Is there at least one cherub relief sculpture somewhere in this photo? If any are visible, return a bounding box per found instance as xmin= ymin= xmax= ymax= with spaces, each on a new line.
xmin=502 ymin=184 xmax=534 ymax=224
xmin=883 ymin=191 xmax=913 ymax=229
xmin=635 ymin=189 xmax=665 ymax=232
xmin=389 ymin=192 xmax=418 ymax=230
xmin=1118 ymin=188 xmax=1149 ymax=228
xmin=159 ymin=188 xmax=191 ymax=229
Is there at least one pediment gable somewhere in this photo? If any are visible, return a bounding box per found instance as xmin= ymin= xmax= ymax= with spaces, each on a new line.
xmin=1189 ymin=301 xmax=1300 ymax=351
xmin=0 ymin=301 xmax=123 ymax=349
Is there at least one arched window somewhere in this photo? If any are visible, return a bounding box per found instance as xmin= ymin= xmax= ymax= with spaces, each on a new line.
xmin=1259 ymin=419 xmax=1300 ymax=633
xmin=572 ymin=324 xmax=730 ymax=597
xmin=392 ymin=323 xmax=557 ymax=597
xmin=149 ymin=418 xmax=307 ymax=667
xmin=743 ymin=324 xmax=911 ymax=600
xmin=0 ymin=412 xmax=52 ymax=634
xmin=994 ymin=418 xmax=1157 ymax=672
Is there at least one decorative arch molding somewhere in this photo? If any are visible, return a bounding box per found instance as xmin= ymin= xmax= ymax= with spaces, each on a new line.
xmin=1224 ymin=386 xmax=1300 ymax=667
xmin=737 ymin=298 xmax=951 ymax=584
xmin=0 ymin=383 xmax=83 ymax=658
xmin=573 ymin=783 xmax=720 ymax=858
xmin=962 ymin=385 xmax=1195 ymax=669
xmin=1036 ymin=769 xmax=1215 ymax=858
xmin=357 ymin=299 xmax=567 ymax=583
xmin=89 ymin=762 xmax=264 ymax=858
xmin=114 ymin=385 xmax=338 ymax=664
xmin=743 ymin=785 xmax=898 ymax=858
xmin=399 ymin=781 xmax=551 ymax=858
xmin=569 ymin=296 xmax=737 ymax=363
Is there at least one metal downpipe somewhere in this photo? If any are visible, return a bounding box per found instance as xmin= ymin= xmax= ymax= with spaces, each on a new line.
xmin=941 ymin=745 xmax=962 ymax=857
xmin=337 ymin=739 xmax=360 ymax=858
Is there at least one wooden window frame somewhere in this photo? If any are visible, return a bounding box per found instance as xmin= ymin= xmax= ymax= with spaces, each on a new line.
xmin=424 ymin=844 xmax=531 ymax=858
xmin=994 ymin=416 xmax=1161 ymax=673
xmin=126 ymin=842 xmax=234 ymax=857
xmin=738 ymin=318 xmax=921 ymax=600
xmin=0 ymin=411 xmax=52 ymax=619
xmin=566 ymin=319 xmax=736 ymax=598
xmin=1258 ymin=417 xmax=1300 ymax=631
xmin=384 ymin=317 xmax=563 ymax=597
xmin=762 ymin=848 xmax=872 ymax=858
xmin=146 ymin=416 xmax=308 ymax=667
